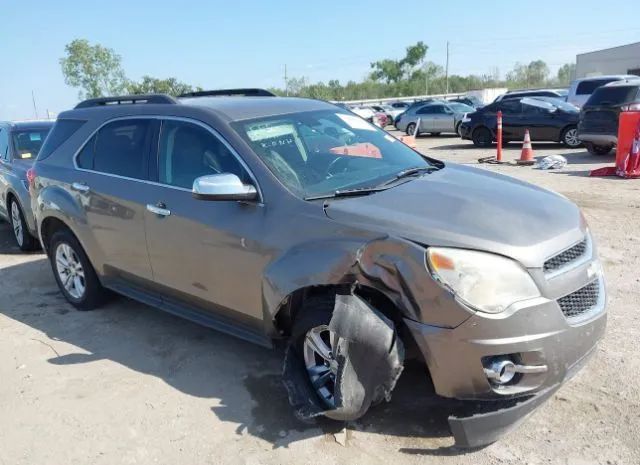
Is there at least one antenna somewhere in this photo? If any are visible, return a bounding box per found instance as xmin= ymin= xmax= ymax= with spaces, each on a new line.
xmin=31 ymin=90 xmax=39 ymax=119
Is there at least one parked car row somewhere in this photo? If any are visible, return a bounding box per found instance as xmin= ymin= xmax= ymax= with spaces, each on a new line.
xmin=0 ymin=88 xmax=606 ymax=447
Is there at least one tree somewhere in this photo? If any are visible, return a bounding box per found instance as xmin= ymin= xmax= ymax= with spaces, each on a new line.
xmin=60 ymin=39 xmax=127 ymax=99
xmin=370 ymin=41 xmax=428 ymax=84
xmin=127 ymin=76 xmax=200 ymax=96
xmin=556 ymin=63 xmax=576 ymax=86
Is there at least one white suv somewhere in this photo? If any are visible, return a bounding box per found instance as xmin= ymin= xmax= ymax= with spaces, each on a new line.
xmin=568 ymin=75 xmax=638 ymax=108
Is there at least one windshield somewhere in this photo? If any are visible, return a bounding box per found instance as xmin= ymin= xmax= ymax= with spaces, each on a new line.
xmin=11 ymin=128 xmax=51 ymax=160
xmin=232 ymin=109 xmax=433 ymax=198
xmin=448 ymin=103 xmax=475 ymax=113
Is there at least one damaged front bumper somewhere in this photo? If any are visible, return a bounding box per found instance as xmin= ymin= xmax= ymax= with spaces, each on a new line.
xmin=404 ymin=285 xmax=607 ymax=447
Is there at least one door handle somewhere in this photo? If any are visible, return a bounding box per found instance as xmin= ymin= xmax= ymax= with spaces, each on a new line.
xmin=146 ymin=203 xmax=171 ymax=217
xmin=71 ymin=182 xmax=90 ymax=193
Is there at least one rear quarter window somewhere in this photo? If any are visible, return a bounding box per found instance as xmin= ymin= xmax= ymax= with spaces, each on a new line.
xmin=576 ymin=79 xmax=617 ymax=95
xmin=37 ymin=119 xmax=86 ymax=161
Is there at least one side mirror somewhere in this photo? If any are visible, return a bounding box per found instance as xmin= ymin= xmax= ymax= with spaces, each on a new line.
xmin=192 ymin=173 xmax=258 ymax=201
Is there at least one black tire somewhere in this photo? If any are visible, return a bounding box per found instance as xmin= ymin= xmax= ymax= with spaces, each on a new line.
xmin=48 ymin=228 xmax=108 ymax=310
xmin=430 ymin=132 xmax=441 ymax=136
xmin=405 ymin=123 xmax=417 ymax=136
xmin=585 ymin=142 xmax=613 ymax=156
xmin=472 ymin=126 xmax=493 ymax=147
xmin=561 ymin=126 xmax=581 ymax=148
xmin=8 ymin=198 xmax=38 ymax=251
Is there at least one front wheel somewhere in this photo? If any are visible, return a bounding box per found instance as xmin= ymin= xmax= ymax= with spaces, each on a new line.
xmin=472 ymin=126 xmax=493 ymax=147
xmin=561 ymin=126 xmax=581 ymax=148
xmin=9 ymin=199 xmax=38 ymax=251
xmin=585 ymin=142 xmax=613 ymax=156
xmin=49 ymin=229 xmax=108 ymax=310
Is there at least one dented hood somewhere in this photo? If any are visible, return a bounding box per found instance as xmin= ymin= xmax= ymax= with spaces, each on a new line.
xmin=324 ymin=163 xmax=585 ymax=268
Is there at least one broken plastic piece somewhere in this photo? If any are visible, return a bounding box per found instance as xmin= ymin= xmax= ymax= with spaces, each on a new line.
xmin=283 ymin=293 xmax=404 ymax=422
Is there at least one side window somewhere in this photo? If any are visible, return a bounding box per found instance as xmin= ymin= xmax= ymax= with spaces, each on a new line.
xmin=158 ymin=120 xmax=246 ymax=190
xmin=416 ymin=106 xmax=436 ymax=115
xmin=0 ymin=128 xmax=8 ymax=160
xmin=576 ymin=79 xmax=615 ymax=95
xmin=82 ymin=119 xmax=151 ymax=179
xmin=499 ymin=100 xmax=522 ymax=115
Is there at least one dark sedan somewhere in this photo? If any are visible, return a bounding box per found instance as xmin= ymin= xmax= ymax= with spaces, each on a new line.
xmin=458 ymin=97 xmax=581 ymax=147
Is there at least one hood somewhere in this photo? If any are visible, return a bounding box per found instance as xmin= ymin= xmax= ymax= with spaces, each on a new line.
xmin=324 ymin=164 xmax=585 ymax=268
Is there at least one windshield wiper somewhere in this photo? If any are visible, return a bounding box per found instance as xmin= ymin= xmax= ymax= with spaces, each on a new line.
xmin=379 ymin=166 xmax=438 ymax=186
xmin=305 ymin=186 xmax=386 ymax=201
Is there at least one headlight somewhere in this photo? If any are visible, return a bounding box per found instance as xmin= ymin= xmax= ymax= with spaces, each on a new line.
xmin=426 ymin=247 xmax=540 ymax=314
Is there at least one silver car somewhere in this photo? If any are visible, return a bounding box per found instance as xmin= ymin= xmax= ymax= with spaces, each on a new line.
xmin=395 ymin=101 xmax=475 ymax=136
xmin=0 ymin=120 xmax=53 ymax=250
xmin=30 ymin=91 xmax=606 ymax=448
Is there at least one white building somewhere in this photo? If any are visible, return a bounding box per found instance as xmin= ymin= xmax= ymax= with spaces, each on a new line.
xmin=576 ymin=42 xmax=640 ymax=78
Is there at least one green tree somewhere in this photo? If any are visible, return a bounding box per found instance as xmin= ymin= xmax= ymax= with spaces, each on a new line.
xmin=556 ymin=63 xmax=576 ymax=86
xmin=60 ymin=39 xmax=127 ymax=99
xmin=127 ymin=76 xmax=200 ymax=96
xmin=370 ymin=41 xmax=428 ymax=84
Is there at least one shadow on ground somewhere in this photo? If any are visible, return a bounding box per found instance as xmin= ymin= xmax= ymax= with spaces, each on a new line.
xmin=0 ymin=224 xmax=472 ymax=455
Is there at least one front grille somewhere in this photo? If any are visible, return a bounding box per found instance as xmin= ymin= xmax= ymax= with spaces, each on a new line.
xmin=557 ymin=280 xmax=600 ymax=319
xmin=544 ymin=239 xmax=587 ymax=273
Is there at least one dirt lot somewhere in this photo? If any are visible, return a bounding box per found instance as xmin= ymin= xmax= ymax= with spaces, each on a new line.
xmin=1 ymin=135 xmax=639 ymax=465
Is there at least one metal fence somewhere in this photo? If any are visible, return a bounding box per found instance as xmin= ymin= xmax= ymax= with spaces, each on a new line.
xmin=334 ymin=92 xmax=466 ymax=105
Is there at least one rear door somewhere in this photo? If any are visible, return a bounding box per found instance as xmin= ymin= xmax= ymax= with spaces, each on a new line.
xmin=496 ymin=99 xmax=524 ymax=140
xmin=521 ymin=101 xmax=557 ymax=141
xmin=74 ymin=118 xmax=156 ymax=283
xmin=431 ymin=104 xmax=456 ymax=132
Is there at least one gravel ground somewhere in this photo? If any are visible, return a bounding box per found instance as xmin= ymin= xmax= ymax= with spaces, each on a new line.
xmin=1 ymin=134 xmax=638 ymax=465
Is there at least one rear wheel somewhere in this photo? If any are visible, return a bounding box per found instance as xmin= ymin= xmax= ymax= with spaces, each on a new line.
xmin=49 ymin=229 xmax=108 ymax=310
xmin=561 ymin=126 xmax=581 ymax=148
xmin=405 ymin=123 xmax=417 ymax=136
xmin=9 ymin=199 xmax=37 ymax=251
xmin=472 ymin=126 xmax=493 ymax=147
xmin=585 ymin=142 xmax=613 ymax=156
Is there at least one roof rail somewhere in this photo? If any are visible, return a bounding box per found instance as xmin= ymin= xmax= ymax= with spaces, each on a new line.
xmin=178 ymin=88 xmax=276 ymax=98
xmin=74 ymin=94 xmax=178 ymax=109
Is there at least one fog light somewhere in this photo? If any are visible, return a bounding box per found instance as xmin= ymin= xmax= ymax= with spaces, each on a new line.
xmin=484 ymin=359 xmax=517 ymax=384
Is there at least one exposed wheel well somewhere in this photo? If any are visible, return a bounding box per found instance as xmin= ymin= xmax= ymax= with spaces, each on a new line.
xmin=6 ymin=191 xmax=17 ymax=211
xmin=40 ymin=217 xmax=72 ymax=255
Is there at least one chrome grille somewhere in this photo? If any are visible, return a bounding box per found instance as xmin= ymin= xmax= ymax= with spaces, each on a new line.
xmin=544 ymin=240 xmax=587 ymax=273
xmin=557 ymin=280 xmax=600 ymax=319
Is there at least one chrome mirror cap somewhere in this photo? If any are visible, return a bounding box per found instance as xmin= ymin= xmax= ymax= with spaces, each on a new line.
xmin=192 ymin=174 xmax=258 ymax=201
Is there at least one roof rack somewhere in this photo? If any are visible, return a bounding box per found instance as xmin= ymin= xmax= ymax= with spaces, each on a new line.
xmin=74 ymin=94 xmax=178 ymax=109
xmin=178 ymin=88 xmax=276 ymax=98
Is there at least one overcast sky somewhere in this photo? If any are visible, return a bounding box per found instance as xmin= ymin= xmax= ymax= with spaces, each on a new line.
xmin=1 ymin=0 xmax=639 ymax=120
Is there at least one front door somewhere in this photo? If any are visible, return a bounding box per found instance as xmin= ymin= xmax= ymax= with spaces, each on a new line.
xmin=143 ymin=119 xmax=267 ymax=329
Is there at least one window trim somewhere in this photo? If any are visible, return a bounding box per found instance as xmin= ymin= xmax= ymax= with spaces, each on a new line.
xmin=73 ymin=116 xmax=263 ymax=202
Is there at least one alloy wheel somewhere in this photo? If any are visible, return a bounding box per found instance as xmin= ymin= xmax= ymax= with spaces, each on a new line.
xmin=11 ymin=202 xmax=23 ymax=247
xmin=55 ymin=243 xmax=86 ymax=300
xmin=303 ymin=325 xmax=338 ymax=408
xmin=564 ymin=128 xmax=580 ymax=147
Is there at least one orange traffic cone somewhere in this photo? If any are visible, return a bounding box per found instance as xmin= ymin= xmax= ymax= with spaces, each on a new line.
xmin=517 ymin=129 xmax=535 ymax=165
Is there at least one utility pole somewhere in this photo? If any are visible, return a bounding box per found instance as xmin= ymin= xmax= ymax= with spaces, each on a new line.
xmin=284 ymin=64 xmax=288 ymax=96
xmin=31 ymin=90 xmax=39 ymax=119
xmin=445 ymin=41 xmax=450 ymax=94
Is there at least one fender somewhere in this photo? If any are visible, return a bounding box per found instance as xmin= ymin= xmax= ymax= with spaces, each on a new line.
xmin=36 ymin=185 xmax=106 ymax=272
xmin=262 ymin=235 xmax=471 ymax=329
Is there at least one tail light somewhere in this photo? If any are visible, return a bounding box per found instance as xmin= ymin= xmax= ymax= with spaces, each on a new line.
xmin=26 ymin=167 xmax=36 ymax=189
xmin=621 ymin=103 xmax=640 ymax=112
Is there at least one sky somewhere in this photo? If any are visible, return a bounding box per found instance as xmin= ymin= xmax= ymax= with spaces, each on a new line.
xmin=1 ymin=0 xmax=639 ymax=120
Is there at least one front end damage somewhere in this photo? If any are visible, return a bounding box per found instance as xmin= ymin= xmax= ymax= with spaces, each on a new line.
xmin=283 ymin=294 xmax=404 ymax=422
xmin=272 ymin=235 xmax=605 ymax=448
